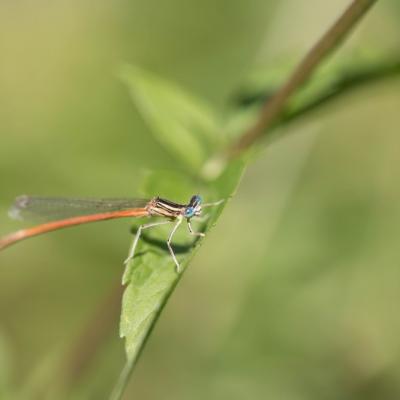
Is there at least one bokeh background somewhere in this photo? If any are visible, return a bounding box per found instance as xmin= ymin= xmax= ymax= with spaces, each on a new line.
xmin=1 ymin=0 xmax=400 ymax=399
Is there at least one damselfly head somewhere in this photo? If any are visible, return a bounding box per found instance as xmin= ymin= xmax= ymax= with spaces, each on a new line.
xmin=184 ymin=195 xmax=202 ymax=218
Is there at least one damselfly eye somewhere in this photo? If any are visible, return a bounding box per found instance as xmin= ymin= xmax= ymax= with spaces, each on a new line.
xmin=184 ymin=207 xmax=195 ymax=218
xmin=189 ymin=195 xmax=202 ymax=207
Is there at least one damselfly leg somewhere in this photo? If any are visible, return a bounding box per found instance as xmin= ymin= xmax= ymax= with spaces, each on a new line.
xmin=125 ymin=214 xmax=209 ymax=273
xmin=124 ymin=220 xmax=172 ymax=265
xmin=167 ymin=217 xmax=183 ymax=272
xmin=187 ymin=221 xmax=205 ymax=238
xmin=202 ymin=199 xmax=225 ymax=208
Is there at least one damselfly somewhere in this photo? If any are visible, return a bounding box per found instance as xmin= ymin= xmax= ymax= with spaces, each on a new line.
xmin=0 ymin=195 xmax=223 ymax=272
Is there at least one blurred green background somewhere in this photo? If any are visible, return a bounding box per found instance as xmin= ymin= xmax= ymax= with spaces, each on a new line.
xmin=1 ymin=0 xmax=400 ymax=399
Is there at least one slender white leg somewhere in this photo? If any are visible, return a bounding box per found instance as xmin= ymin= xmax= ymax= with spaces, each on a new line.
xmin=124 ymin=220 xmax=172 ymax=265
xmin=202 ymin=199 xmax=225 ymax=208
xmin=167 ymin=217 xmax=183 ymax=272
xmin=187 ymin=220 xmax=205 ymax=237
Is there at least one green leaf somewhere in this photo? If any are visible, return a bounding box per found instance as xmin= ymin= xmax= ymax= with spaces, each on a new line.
xmin=232 ymin=52 xmax=400 ymax=137
xmin=285 ymin=54 xmax=400 ymax=121
xmin=110 ymin=160 xmax=245 ymax=400
xmin=138 ymin=169 xmax=195 ymax=200
xmin=120 ymin=65 xmax=223 ymax=172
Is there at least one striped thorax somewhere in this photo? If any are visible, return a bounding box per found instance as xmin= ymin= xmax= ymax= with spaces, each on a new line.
xmin=147 ymin=195 xmax=203 ymax=219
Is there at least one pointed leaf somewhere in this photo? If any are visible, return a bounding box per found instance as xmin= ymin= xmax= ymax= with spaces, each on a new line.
xmin=110 ymin=160 xmax=245 ymax=400
xmin=120 ymin=65 xmax=222 ymax=171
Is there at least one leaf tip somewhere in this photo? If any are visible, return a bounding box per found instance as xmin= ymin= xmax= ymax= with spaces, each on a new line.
xmin=201 ymin=155 xmax=228 ymax=180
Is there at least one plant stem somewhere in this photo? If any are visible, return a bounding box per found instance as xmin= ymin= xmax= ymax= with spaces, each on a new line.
xmin=229 ymin=0 xmax=378 ymax=156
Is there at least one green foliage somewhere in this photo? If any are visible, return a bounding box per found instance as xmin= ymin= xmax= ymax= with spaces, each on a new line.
xmin=234 ymin=52 xmax=400 ymax=133
xmin=1 ymin=2 xmax=399 ymax=399
xmin=111 ymin=67 xmax=245 ymax=399
xmin=120 ymin=65 xmax=224 ymax=172
xmin=114 ymin=46 xmax=400 ymax=399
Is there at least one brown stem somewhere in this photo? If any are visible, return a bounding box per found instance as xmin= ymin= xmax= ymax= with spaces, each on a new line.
xmin=229 ymin=0 xmax=378 ymax=156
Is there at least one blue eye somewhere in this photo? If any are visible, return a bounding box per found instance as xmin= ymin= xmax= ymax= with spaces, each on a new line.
xmin=189 ymin=195 xmax=202 ymax=207
xmin=185 ymin=207 xmax=194 ymax=218
xmin=184 ymin=195 xmax=203 ymax=218
xmin=194 ymin=195 xmax=202 ymax=205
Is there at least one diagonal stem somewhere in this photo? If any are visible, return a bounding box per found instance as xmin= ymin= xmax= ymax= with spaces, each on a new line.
xmin=228 ymin=0 xmax=378 ymax=157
